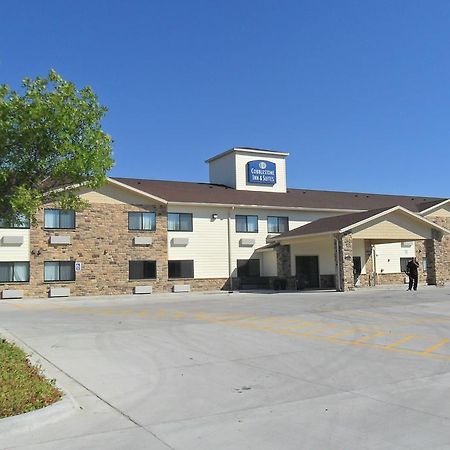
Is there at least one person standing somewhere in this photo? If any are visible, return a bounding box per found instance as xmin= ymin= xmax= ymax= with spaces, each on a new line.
xmin=406 ymin=257 xmax=420 ymax=291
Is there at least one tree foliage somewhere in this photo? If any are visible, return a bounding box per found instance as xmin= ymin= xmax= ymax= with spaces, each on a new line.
xmin=0 ymin=70 xmax=114 ymax=225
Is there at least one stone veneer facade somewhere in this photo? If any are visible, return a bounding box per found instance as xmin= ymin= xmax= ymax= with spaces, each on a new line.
xmin=0 ymin=203 xmax=232 ymax=298
xmin=0 ymin=203 xmax=167 ymax=297
xmin=335 ymin=233 xmax=354 ymax=292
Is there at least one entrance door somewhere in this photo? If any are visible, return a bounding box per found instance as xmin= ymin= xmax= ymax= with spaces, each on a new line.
xmin=296 ymin=256 xmax=320 ymax=289
xmin=353 ymin=256 xmax=362 ymax=285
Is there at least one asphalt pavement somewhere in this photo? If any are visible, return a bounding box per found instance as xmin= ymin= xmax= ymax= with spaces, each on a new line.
xmin=1 ymin=286 xmax=450 ymax=449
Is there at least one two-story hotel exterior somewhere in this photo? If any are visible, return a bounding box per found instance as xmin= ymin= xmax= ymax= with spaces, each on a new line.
xmin=1 ymin=147 xmax=449 ymax=299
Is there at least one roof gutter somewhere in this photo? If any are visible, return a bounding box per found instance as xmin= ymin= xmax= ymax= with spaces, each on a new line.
xmin=167 ymin=201 xmax=363 ymax=214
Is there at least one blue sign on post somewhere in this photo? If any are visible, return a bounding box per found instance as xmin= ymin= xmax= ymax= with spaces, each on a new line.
xmin=247 ymin=160 xmax=277 ymax=185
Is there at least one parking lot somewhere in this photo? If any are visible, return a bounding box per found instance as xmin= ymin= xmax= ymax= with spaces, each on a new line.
xmin=2 ymin=287 xmax=450 ymax=449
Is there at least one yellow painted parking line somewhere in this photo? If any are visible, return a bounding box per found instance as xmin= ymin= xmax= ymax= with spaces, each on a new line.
xmin=299 ymin=323 xmax=338 ymax=337
xmin=351 ymin=331 xmax=385 ymax=344
xmin=174 ymin=311 xmax=187 ymax=319
xmin=421 ymin=338 xmax=450 ymax=355
xmin=283 ymin=321 xmax=323 ymax=331
xmin=138 ymin=310 xmax=149 ymax=317
xmin=327 ymin=328 xmax=363 ymax=339
xmin=384 ymin=335 xmax=417 ymax=349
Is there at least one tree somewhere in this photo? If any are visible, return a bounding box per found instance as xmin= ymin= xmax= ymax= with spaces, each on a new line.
xmin=0 ymin=70 xmax=114 ymax=225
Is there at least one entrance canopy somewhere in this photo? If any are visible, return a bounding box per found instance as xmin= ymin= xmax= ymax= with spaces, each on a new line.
xmin=268 ymin=206 xmax=450 ymax=291
xmin=270 ymin=206 xmax=450 ymax=244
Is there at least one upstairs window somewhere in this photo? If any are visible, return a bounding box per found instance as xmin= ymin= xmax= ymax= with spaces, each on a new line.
xmin=236 ymin=215 xmax=258 ymax=233
xmin=44 ymin=261 xmax=75 ymax=282
xmin=0 ymin=262 xmax=30 ymax=282
xmin=237 ymin=259 xmax=260 ymax=277
xmin=128 ymin=212 xmax=156 ymax=231
xmin=267 ymin=216 xmax=289 ymax=233
xmin=0 ymin=214 xmax=30 ymax=229
xmin=44 ymin=209 xmax=75 ymax=229
xmin=168 ymin=213 xmax=193 ymax=231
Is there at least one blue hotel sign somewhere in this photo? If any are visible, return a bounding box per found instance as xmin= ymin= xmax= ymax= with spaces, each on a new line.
xmin=247 ymin=160 xmax=277 ymax=185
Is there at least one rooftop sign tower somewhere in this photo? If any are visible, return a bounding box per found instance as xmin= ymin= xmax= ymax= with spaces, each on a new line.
xmin=206 ymin=147 xmax=289 ymax=193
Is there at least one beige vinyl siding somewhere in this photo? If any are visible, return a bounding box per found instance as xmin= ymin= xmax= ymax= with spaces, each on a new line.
xmin=80 ymin=184 xmax=160 ymax=205
xmin=261 ymin=251 xmax=277 ymax=276
xmin=167 ymin=205 xmax=341 ymax=279
xmin=424 ymin=206 xmax=450 ymax=218
xmin=373 ymin=242 xmax=416 ymax=274
xmin=208 ymin=153 xmax=237 ymax=188
xmin=352 ymin=213 xmax=433 ymax=240
xmin=0 ymin=229 xmax=30 ymax=261
xmin=168 ymin=206 xmax=229 ymax=278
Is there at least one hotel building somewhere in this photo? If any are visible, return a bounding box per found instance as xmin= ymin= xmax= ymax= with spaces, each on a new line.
xmin=1 ymin=147 xmax=449 ymax=299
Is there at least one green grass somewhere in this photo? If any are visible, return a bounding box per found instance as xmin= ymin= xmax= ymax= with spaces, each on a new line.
xmin=0 ymin=338 xmax=62 ymax=418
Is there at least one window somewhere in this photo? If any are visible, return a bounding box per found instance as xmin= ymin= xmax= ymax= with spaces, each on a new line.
xmin=235 ymin=215 xmax=258 ymax=233
xmin=267 ymin=216 xmax=289 ymax=233
xmin=400 ymin=258 xmax=410 ymax=273
xmin=237 ymin=259 xmax=260 ymax=277
xmin=168 ymin=260 xmax=194 ymax=278
xmin=44 ymin=261 xmax=75 ymax=282
xmin=0 ymin=214 xmax=30 ymax=229
xmin=44 ymin=209 xmax=75 ymax=229
xmin=422 ymin=257 xmax=427 ymax=272
xmin=0 ymin=262 xmax=30 ymax=282
xmin=168 ymin=213 xmax=193 ymax=231
xmin=129 ymin=260 xmax=156 ymax=279
xmin=128 ymin=212 xmax=156 ymax=231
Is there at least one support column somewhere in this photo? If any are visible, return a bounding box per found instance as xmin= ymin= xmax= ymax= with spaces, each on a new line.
xmin=276 ymin=244 xmax=291 ymax=278
xmin=334 ymin=232 xmax=354 ymax=292
xmin=425 ymin=230 xmax=446 ymax=286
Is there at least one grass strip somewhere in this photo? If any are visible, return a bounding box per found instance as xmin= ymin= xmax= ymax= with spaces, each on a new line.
xmin=0 ymin=338 xmax=62 ymax=418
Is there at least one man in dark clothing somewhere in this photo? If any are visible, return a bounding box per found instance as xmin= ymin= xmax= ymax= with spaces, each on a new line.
xmin=406 ymin=257 xmax=419 ymax=291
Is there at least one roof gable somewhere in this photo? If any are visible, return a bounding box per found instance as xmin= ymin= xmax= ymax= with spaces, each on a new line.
xmin=272 ymin=206 xmax=450 ymax=241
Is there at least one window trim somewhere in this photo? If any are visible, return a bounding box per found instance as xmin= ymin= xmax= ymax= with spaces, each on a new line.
xmin=44 ymin=208 xmax=76 ymax=230
xmin=128 ymin=260 xmax=157 ymax=280
xmin=167 ymin=213 xmax=193 ymax=232
xmin=128 ymin=212 xmax=156 ymax=231
xmin=44 ymin=261 xmax=76 ymax=282
xmin=168 ymin=260 xmax=195 ymax=279
xmin=0 ymin=261 xmax=30 ymax=283
xmin=267 ymin=216 xmax=289 ymax=234
xmin=235 ymin=215 xmax=259 ymax=233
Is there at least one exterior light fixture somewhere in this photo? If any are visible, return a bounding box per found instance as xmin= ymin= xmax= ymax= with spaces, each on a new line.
xmin=211 ymin=213 xmax=218 ymax=220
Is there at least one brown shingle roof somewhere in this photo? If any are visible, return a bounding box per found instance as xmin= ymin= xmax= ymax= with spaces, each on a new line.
xmin=112 ymin=177 xmax=446 ymax=212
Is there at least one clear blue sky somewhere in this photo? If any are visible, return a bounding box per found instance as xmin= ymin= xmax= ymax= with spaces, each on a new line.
xmin=1 ymin=0 xmax=449 ymax=197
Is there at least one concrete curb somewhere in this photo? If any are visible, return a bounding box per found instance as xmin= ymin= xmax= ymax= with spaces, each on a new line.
xmin=0 ymin=328 xmax=79 ymax=436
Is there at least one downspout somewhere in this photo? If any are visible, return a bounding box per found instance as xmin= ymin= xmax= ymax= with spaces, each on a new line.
xmin=371 ymin=244 xmax=377 ymax=286
xmin=335 ymin=236 xmax=341 ymax=292
xmin=227 ymin=206 xmax=234 ymax=291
